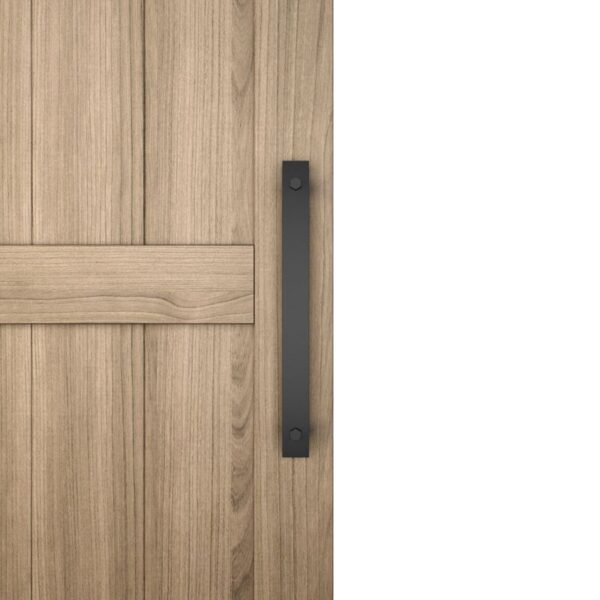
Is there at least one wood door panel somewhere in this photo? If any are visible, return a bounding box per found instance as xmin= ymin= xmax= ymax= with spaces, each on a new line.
xmin=0 ymin=0 xmax=31 ymax=243
xmin=0 ymin=0 xmax=332 ymax=597
xmin=144 ymin=2 xmax=257 ymax=596
xmin=0 ymin=246 xmax=254 ymax=323
xmin=0 ymin=3 xmax=31 ymax=597
xmin=0 ymin=325 xmax=31 ymax=599
xmin=145 ymin=325 xmax=254 ymax=600
xmin=30 ymin=3 xmax=146 ymax=599
xmin=145 ymin=0 xmax=254 ymax=245
xmin=254 ymin=0 xmax=333 ymax=597
xmin=32 ymin=325 xmax=144 ymax=600
xmin=32 ymin=0 xmax=143 ymax=245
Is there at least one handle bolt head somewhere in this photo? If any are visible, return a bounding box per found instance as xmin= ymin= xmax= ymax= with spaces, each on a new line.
xmin=289 ymin=428 xmax=303 ymax=441
xmin=289 ymin=177 xmax=302 ymax=191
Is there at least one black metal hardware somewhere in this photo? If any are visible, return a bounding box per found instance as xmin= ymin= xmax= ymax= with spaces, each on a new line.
xmin=282 ymin=161 xmax=310 ymax=458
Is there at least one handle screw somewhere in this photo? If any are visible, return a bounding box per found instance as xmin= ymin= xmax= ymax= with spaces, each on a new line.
xmin=289 ymin=177 xmax=302 ymax=191
xmin=289 ymin=428 xmax=303 ymax=441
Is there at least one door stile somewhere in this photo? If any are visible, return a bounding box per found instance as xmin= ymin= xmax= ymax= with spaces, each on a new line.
xmin=0 ymin=1 xmax=32 ymax=599
xmin=254 ymin=0 xmax=333 ymax=597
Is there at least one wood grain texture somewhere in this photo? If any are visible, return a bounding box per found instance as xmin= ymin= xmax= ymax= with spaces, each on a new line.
xmin=0 ymin=0 xmax=31 ymax=243
xmin=0 ymin=246 xmax=254 ymax=323
xmin=0 ymin=325 xmax=31 ymax=600
xmin=145 ymin=325 xmax=254 ymax=600
xmin=32 ymin=325 xmax=144 ymax=600
xmin=31 ymin=2 xmax=145 ymax=598
xmin=0 ymin=3 xmax=31 ymax=597
xmin=32 ymin=0 xmax=143 ymax=245
xmin=254 ymin=0 xmax=333 ymax=598
xmin=145 ymin=0 xmax=254 ymax=244
xmin=0 ymin=0 xmax=334 ymax=597
xmin=144 ymin=1 xmax=256 ymax=598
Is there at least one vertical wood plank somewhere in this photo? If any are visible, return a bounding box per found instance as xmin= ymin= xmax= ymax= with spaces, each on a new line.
xmin=31 ymin=1 xmax=144 ymax=598
xmin=231 ymin=326 xmax=256 ymax=600
xmin=32 ymin=326 xmax=144 ymax=600
xmin=0 ymin=326 xmax=31 ymax=600
xmin=33 ymin=0 xmax=143 ymax=244
xmin=0 ymin=0 xmax=31 ymax=243
xmin=0 ymin=2 xmax=31 ymax=598
xmin=254 ymin=0 xmax=333 ymax=598
xmin=145 ymin=325 xmax=253 ymax=599
xmin=145 ymin=1 xmax=255 ymax=597
xmin=145 ymin=0 xmax=254 ymax=244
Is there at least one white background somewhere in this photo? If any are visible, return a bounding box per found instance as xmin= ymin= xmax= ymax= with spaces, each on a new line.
xmin=334 ymin=1 xmax=600 ymax=598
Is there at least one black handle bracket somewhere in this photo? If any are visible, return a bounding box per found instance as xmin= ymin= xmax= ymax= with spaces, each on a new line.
xmin=282 ymin=161 xmax=310 ymax=457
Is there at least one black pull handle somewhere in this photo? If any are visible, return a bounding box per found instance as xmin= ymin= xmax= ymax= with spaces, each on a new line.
xmin=282 ymin=161 xmax=310 ymax=457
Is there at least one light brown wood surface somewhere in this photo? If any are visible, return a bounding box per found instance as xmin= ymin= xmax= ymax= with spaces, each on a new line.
xmin=254 ymin=0 xmax=333 ymax=598
xmin=0 ymin=246 xmax=253 ymax=323
xmin=33 ymin=0 xmax=144 ymax=245
xmin=145 ymin=0 xmax=254 ymax=246
xmin=144 ymin=1 xmax=256 ymax=596
xmin=0 ymin=0 xmax=31 ymax=243
xmin=0 ymin=325 xmax=31 ymax=599
xmin=0 ymin=3 xmax=31 ymax=598
xmin=145 ymin=325 xmax=254 ymax=599
xmin=0 ymin=0 xmax=332 ymax=598
xmin=33 ymin=325 xmax=144 ymax=600
xmin=31 ymin=2 xmax=145 ymax=598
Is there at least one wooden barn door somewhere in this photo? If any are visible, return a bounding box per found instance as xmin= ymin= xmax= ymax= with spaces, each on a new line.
xmin=0 ymin=0 xmax=332 ymax=599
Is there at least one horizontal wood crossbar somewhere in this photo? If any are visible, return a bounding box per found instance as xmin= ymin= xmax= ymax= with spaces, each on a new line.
xmin=0 ymin=246 xmax=254 ymax=323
